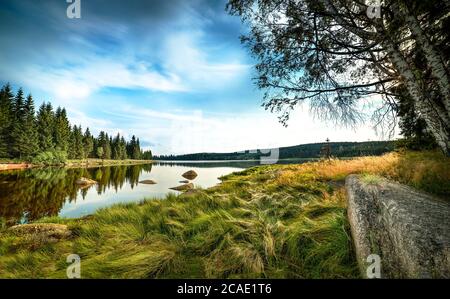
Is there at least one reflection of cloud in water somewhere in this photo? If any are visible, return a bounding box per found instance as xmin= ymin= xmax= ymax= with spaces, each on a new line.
xmin=0 ymin=163 xmax=248 ymax=225
xmin=59 ymin=164 xmax=245 ymax=219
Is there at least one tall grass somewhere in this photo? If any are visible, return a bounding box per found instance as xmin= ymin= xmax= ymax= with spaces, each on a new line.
xmin=0 ymin=150 xmax=447 ymax=278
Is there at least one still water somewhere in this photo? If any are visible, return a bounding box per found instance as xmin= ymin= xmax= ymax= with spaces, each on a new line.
xmin=0 ymin=161 xmax=266 ymax=226
xmin=0 ymin=159 xmax=313 ymax=226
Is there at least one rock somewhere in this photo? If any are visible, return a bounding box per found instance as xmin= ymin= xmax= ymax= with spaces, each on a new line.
xmin=139 ymin=180 xmax=157 ymax=184
xmin=170 ymin=183 xmax=194 ymax=192
xmin=9 ymin=223 xmax=71 ymax=242
xmin=182 ymin=170 xmax=198 ymax=180
xmin=179 ymin=180 xmax=189 ymax=184
xmin=346 ymin=174 xmax=450 ymax=278
xmin=76 ymin=177 xmax=97 ymax=186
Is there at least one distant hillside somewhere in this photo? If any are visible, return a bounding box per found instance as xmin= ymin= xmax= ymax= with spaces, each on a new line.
xmin=154 ymin=141 xmax=395 ymax=161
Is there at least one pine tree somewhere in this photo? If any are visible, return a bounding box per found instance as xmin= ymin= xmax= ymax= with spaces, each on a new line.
xmin=0 ymin=85 xmax=150 ymax=160
xmin=73 ymin=125 xmax=85 ymax=159
xmin=12 ymin=94 xmax=39 ymax=158
xmin=54 ymin=107 xmax=71 ymax=152
xmin=109 ymin=135 xmax=113 ymax=160
xmin=97 ymin=131 xmax=111 ymax=159
xmin=127 ymin=135 xmax=137 ymax=159
xmin=142 ymin=150 xmax=152 ymax=160
xmin=10 ymin=88 xmax=26 ymax=158
xmin=119 ymin=136 xmax=127 ymax=160
xmin=134 ymin=138 xmax=141 ymax=160
xmin=93 ymin=137 xmax=99 ymax=158
xmin=112 ymin=133 xmax=121 ymax=160
xmin=67 ymin=125 xmax=76 ymax=159
xmin=37 ymin=102 xmax=55 ymax=151
xmin=83 ymin=127 xmax=94 ymax=158
xmin=11 ymin=88 xmax=25 ymax=121
xmin=104 ymin=133 xmax=111 ymax=159
xmin=0 ymin=84 xmax=14 ymax=157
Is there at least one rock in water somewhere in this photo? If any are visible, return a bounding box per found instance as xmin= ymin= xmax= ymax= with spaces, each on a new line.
xmin=182 ymin=170 xmax=198 ymax=180
xmin=139 ymin=180 xmax=157 ymax=184
xmin=76 ymin=177 xmax=97 ymax=186
xmin=346 ymin=174 xmax=450 ymax=278
xmin=170 ymin=183 xmax=194 ymax=192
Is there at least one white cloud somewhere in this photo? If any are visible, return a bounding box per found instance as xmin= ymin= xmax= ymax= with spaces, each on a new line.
xmin=102 ymin=105 xmax=396 ymax=155
xmin=162 ymin=32 xmax=250 ymax=90
xmin=18 ymin=59 xmax=187 ymax=103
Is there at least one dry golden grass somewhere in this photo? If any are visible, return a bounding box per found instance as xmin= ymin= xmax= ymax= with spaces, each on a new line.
xmin=276 ymin=150 xmax=449 ymax=197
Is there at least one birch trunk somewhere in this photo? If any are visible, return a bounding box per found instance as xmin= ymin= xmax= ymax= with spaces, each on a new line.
xmin=384 ymin=42 xmax=450 ymax=155
xmin=398 ymin=3 xmax=450 ymax=119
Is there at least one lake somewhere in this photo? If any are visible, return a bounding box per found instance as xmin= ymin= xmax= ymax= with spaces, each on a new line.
xmin=0 ymin=159 xmax=312 ymax=226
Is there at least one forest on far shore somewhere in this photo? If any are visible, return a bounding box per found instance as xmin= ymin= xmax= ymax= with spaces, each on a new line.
xmin=0 ymin=84 xmax=152 ymax=164
xmin=154 ymin=141 xmax=396 ymax=161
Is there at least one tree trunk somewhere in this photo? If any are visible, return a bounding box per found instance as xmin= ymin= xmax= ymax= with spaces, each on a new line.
xmin=384 ymin=40 xmax=450 ymax=155
xmin=398 ymin=3 xmax=450 ymax=119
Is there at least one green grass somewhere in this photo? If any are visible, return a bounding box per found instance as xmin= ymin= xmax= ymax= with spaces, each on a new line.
xmin=0 ymin=150 xmax=448 ymax=278
xmin=360 ymin=174 xmax=383 ymax=185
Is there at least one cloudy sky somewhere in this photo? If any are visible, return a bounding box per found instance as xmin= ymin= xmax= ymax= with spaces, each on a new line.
xmin=0 ymin=0 xmax=389 ymax=155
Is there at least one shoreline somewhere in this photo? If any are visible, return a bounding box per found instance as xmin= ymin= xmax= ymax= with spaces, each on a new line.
xmin=0 ymin=159 xmax=153 ymax=172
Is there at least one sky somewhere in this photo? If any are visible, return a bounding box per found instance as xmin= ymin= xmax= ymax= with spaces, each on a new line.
xmin=0 ymin=0 xmax=391 ymax=155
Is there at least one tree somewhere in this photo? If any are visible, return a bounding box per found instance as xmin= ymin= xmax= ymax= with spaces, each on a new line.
xmin=96 ymin=147 xmax=104 ymax=161
xmin=119 ymin=136 xmax=127 ymax=160
xmin=71 ymin=125 xmax=85 ymax=159
xmin=397 ymin=88 xmax=437 ymax=150
xmin=142 ymin=150 xmax=152 ymax=160
xmin=0 ymin=85 xmax=151 ymax=161
xmin=10 ymin=88 xmax=26 ymax=158
xmin=127 ymin=135 xmax=141 ymax=159
xmin=11 ymin=94 xmax=39 ymax=158
xmin=0 ymin=84 xmax=14 ymax=157
xmin=37 ymin=102 xmax=55 ymax=151
xmin=112 ymin=133 xmax=121 ymax=160
xmin=97 ymin=131 xmax=111 ymax=160
xmin=227 ymin=0 xmax=450 ymax=155
xmin=54 ymin=107 xmax=71 ymax=152
xmin=83 ymin=127 xmax=94 ymax=159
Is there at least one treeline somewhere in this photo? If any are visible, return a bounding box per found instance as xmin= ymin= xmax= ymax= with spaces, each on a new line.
xmin=154 ymin=141 xmax=395 ymax=161
xmin=0 ymin=84 xmax=152 ymax=163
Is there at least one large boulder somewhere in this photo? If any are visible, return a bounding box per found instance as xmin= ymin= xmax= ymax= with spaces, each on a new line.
xmin=182 ymin=170 xmax=198 ymax=180
xmin=346 ymin=174 xmax=450 ymax=278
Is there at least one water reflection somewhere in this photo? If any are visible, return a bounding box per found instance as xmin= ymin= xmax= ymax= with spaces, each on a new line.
xmin=0 ymin=163 xmax=244 ymax=226
xmin=0 ymin=164 xmax=153 ymax=226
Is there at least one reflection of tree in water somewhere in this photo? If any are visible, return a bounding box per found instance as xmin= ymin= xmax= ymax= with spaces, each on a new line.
xmin=0 ymin=164 xmax=152 ymax=226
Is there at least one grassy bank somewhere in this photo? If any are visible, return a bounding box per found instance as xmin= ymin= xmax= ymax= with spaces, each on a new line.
xmin=0 ymin=150 xmax=448 ymax=278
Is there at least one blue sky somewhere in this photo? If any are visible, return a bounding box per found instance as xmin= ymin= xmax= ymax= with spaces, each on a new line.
xmin=0 ymin=0 xmax=386 ymax=155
